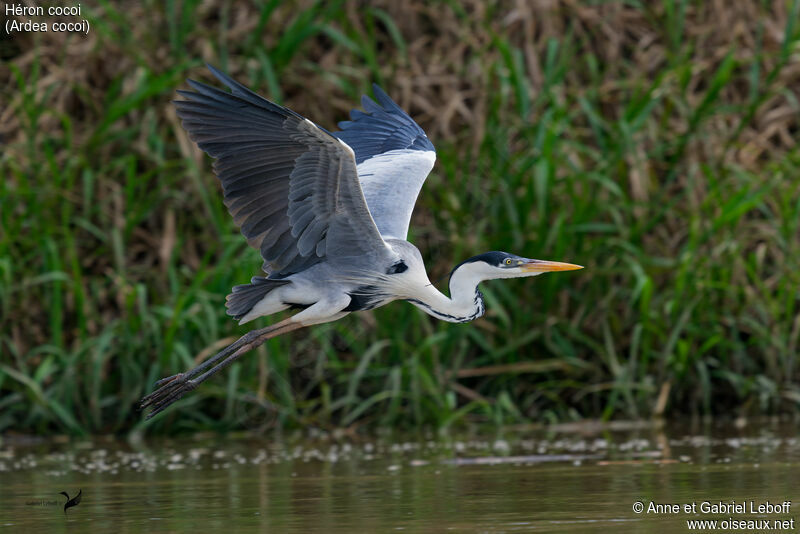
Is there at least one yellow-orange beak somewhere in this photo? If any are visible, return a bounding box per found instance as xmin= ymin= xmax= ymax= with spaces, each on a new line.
xmin=519 ymin=259 xmax=584 ymax=273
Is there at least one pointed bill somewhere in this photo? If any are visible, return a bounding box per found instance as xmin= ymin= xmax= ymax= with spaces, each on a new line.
xmin=520 ymin=259 xmax=583 ymax=272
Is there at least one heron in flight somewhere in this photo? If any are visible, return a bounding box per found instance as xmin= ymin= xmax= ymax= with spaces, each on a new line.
xmin=140 ymin=65 xmax=582 ymax=418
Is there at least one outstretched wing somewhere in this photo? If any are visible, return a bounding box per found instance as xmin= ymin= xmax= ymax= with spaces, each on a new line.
xmin=175 ymin=65 xmax=389 ymax=276
xmin=333 ymin=84 xmax=436 ymax=240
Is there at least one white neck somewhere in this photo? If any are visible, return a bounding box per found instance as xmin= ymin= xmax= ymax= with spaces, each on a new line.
xmin=407 ymin=262 xmax=489 ymax=323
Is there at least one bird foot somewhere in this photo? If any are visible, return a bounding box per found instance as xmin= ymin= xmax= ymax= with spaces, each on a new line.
xmin=140 ymin=373 xmax=198 ymax=419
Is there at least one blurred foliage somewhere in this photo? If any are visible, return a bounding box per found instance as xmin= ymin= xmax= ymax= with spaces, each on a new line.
xmin=1 ymin=0 xmax=799 ymax=435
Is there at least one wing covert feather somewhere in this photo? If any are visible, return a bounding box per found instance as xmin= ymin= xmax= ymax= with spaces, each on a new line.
xmin=333 ymin=84 xmax=436 ymax=240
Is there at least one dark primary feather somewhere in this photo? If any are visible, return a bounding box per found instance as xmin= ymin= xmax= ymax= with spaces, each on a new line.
xmin=174 ymin=65 xmax=386 ymax=276
xmin=333 ymin=83 xmax=435 ymax=164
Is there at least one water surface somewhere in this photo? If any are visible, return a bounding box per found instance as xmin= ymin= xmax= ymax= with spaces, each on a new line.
xmin=2 ymin=420 xmax=798 ymax=532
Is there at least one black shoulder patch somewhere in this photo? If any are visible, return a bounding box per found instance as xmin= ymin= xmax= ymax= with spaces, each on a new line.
xmin=386 ymin=260 xmax=408 ymax=275
xmin=344 ymin=285 xmax=382 ymax=311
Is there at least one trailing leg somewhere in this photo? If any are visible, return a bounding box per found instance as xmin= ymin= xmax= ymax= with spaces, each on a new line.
xmin=140 ymin=296 xmax=351 ymax=418
xmin=140 ymin=317 xmax=303 ymax=418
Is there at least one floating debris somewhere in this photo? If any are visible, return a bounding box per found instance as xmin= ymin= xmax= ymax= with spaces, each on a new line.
xmin=3 ymin=421 xmax=800 ymax=476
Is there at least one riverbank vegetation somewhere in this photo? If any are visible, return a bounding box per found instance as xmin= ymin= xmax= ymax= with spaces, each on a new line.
xmin=2 ymin=0 xmax=799 ymax=435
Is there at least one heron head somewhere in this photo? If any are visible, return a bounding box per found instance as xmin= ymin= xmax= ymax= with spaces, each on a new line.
xmin=451 ymin=251 xmax=583 ymax=282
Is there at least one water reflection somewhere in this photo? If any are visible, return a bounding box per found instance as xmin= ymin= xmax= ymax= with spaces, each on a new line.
xmin=2 ymin=419 xmax=798 ymax=532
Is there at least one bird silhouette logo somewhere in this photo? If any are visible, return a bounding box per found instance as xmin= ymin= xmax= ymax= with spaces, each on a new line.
xmin=59 ymin=489 xmax=82 ymax=513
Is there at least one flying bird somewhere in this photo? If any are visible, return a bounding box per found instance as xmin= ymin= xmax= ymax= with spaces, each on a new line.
xmin=140 ymin=65 xmax=582 ymax=418
xmin=59 ymin=489 xmax=82 ymax=513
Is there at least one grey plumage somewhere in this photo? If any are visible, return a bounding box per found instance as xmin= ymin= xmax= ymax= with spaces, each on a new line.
xmin=140 ymin=66 xmax=582 ymax=419
xmin=334 ymin=83 xmax=435 ymax=164
xmin=175 ymin=65 xmax=389 ymax=280
xmin=226 ymin=277 xmax=290 ymax=320
xmin=335 ymin=84 xmax=437 ymax=240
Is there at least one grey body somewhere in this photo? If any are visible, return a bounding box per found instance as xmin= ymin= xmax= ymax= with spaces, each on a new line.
xmin=230 ymin=238 xmax=486 ymax=325
xmin=175 ymin=66 xmax=448 ymax=327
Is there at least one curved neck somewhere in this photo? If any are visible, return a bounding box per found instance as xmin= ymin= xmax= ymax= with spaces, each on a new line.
xmin=408 ymin=263 xmax=486 ymax=323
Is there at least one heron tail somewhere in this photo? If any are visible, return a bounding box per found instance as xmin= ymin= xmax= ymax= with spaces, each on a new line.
xmin=225 ymin=277 xmax=291 ymax=320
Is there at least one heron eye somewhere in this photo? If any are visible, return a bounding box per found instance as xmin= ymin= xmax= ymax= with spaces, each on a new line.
xmin=504 ymin=258 xmax=512 ymax=265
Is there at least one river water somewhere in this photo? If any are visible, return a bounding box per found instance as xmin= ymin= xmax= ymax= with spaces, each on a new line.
xmin=2 ymin=420 xmax=798 ymax=532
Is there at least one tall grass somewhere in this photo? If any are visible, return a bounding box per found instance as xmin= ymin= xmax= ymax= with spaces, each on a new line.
xmin=1 ymin=0 xmax=799 ymax=435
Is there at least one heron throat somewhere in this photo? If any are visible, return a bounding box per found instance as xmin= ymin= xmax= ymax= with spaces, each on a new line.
xmin=406 ymin=262 xmax=487 ymax=323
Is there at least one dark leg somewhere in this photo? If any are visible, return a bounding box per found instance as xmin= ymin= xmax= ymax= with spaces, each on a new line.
xmin=140 ymin=318 xmax=304 ymax=418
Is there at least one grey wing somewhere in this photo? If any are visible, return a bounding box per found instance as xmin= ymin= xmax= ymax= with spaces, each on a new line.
xmin=174 ymin=65 xmax=389 ymax=276
xmin=333 ymin=84 xmax=436 ymax=240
